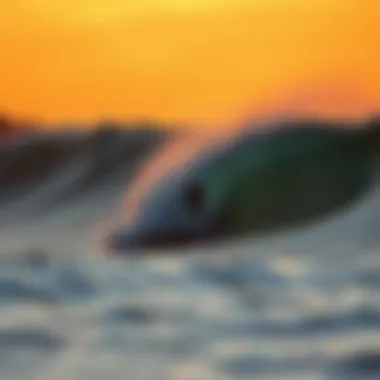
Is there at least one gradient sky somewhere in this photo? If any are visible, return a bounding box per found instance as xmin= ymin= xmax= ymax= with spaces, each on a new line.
xmin=1 ymin=0 xmax=379 ymax=128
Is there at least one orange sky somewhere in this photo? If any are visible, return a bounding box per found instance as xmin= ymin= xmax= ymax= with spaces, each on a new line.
xmin=1 ymin=0 xmax=379 ymax=129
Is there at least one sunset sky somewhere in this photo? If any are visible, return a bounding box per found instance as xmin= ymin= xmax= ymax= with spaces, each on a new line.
xmin=1 ymin=0 xmax=379 ymax=129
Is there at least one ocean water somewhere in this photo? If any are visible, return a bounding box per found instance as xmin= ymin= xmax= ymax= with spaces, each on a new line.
xmin=1 ymin=127 xmax=380 ymax=380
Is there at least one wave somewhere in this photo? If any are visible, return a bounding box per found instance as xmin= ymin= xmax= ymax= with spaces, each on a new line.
xmin=0 ymin=126 xmax=170 ymax=226
xmin=1 ymin=121 xmax=380 ymax=379
xmin=0 ymin=119 xmax=379 ymax=254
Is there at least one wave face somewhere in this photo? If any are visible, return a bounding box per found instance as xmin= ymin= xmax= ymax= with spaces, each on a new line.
xmin=1 ymin=126 xmax=380 ymax=380
xmin=0 ymin=128 xmax=169 ymax=243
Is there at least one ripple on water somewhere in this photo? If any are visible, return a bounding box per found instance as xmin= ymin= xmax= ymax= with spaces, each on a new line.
xmin=190 ymin=259 xmax=287 ymax=289
xmin=355 ymin=268 xmax=380 ymax=289
xmin=329 ymin=349 xmax=380 ymax=379
xmin=0 ymin=249 xmax=51 ymax=271
xmin=53 ymin=266 xmax=99 ymax=301
xmin=0 ymin=277 xmax=57 ymax=304
xmin=0 ymin=326 xmax=65 ymax=351
xmin=219 ymin=353 xmax=325 ymax=377
xmin=209 ymin=303 xmax=380 ymax=342
xmin=104 ymin=304 xmax=157 ymax=325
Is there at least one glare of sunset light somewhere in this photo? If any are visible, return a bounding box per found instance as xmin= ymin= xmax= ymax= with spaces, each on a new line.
xmin=1 ymin=0 xmax=379 ymax=128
